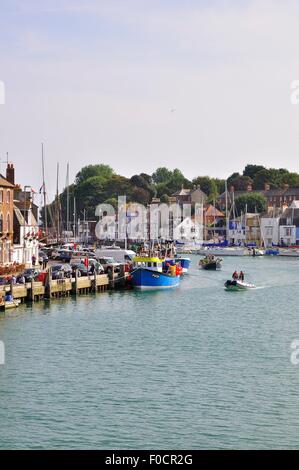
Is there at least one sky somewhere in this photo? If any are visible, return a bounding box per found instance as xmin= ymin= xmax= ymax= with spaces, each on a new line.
xmin=1 ymin=0 xmax=299 ymax=202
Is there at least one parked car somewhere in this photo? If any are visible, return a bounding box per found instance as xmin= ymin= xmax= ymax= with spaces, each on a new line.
xmin=22 ymin=268 xmax=40 ymax=282
xmin=51 ymin=264 xmax=72 ymax=280
xmin=71 ymin=260 xmax=104 ymax=276
xmin=71 ymin=250 xmax=96 ymax=260
xmin=97 ymin=257 xmax=121 ymax=273
xmin=38 ymin=250 xmax=49 ymax=265
xmin=71 ymin=263 xmax=89 ymax=277
xmin=57 ymin=250 xmax=73 ymax=263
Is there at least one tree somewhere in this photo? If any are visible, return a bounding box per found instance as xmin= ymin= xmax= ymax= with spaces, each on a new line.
xmin=75 ymin=164 xmax=114 ymax=185
xmin=152 ymin=167 xmax=173 ymax=184
xmin=243 ymin=164 xmax=266 ymax=180
xmin=235 ymin=193 xmax=267 ymax=214
xmin=227 ymin=173 xmax=253 ymax=191
xmin=131 ymin=187 xmax=150 ymax=205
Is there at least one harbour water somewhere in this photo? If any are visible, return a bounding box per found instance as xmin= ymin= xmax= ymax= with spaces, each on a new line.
xmin=1 ymin=255 xmax=299 ymax=449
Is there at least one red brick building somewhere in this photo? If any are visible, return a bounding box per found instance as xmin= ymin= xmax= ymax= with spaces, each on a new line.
xmin=0 ymin=164 xmax=15 ymax=264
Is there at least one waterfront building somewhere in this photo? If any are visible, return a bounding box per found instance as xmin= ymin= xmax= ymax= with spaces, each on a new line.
xmin=260 ymin=210 xmax=281 ymax=247
xmin=279 ymin=201 xmax=299 ymax=245
xmin=0 ymin=164 xmax=15 ymax=264
xmin=13 ymin=185 xmax=39 ymax=266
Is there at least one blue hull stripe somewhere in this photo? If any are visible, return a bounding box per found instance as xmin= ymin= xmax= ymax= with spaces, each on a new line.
xmin=131 ymin=268 xmax=180 ymax=289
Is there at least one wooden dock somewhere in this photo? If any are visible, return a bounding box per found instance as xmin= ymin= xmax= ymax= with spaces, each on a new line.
xmin=0 ymin=267 xmax=129 ymax=303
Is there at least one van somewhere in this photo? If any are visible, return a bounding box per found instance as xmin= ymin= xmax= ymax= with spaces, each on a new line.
xmin=95 ymin=247 xmax=136 ymax=264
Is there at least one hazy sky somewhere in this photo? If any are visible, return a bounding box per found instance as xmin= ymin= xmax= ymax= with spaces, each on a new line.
xmin=1 ymin=0 xmax=299 ymax=201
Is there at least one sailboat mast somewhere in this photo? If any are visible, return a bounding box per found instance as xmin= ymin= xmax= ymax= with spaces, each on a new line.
xmin=66 ymin=162 xmax=70 ymax=239
xmin=41 ymin=143 xmax=48 ymax=236
xmin=56 ymin=163 xmax=60 ymax=242
xmin=73 ymin=197 xmax=76 ymax=241
xmin=225 ymin=180 xmax=229 ymax=242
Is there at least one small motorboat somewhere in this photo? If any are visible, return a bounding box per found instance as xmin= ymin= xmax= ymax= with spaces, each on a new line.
xmin=224 ymin=280 xmax=256 ymax=291
xmin=0 ymin=299 xmax=21 ymax=310
xmin=199 ymin=256 xmax=222 ymax=270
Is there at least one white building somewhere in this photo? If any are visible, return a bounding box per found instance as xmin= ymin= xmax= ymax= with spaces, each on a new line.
xmin=13 ymin=189 xmax=39 ymax=267
xmin=279 ymin=225 xmax=296 ymax=246
xmin=260 ymin=216 xmax=280 ymax=247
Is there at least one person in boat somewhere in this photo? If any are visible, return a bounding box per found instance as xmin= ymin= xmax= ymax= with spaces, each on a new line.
xmin=232 ymin=271 xmax=239 ymax=280
xmin=239 ymin=271 xmax=245 ymax=281
xmin=5 ymin=290 xmax=13 ymax=302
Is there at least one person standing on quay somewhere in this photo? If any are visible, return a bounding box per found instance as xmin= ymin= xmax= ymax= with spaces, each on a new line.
xmin=32 ymin=254 xmax=36 ymax=267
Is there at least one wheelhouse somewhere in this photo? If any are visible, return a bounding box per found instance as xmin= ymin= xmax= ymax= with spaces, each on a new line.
xmin=133 ymin=257 xmax=164 ymax=272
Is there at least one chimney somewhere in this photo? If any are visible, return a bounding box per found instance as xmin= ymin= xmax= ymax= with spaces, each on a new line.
xmin=264 ymin=183 xmax=270 ymax=191
xmin=229 ymin=185 xmax=235 ymax=193
xmin=6 ymin=163 xmax=15 ymax=185
xmin=283 ymin=183 xmax=289 ymax=191
xmin=247 ymin=183 xmax=253 ymax=192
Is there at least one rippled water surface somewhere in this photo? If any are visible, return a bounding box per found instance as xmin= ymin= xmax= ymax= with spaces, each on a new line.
xmin=1 ymin=255 xmax=299 ymax=449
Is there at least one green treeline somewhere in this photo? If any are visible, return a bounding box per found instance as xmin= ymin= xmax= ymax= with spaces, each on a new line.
xmin=42 ymin=163 xmax=299 ymax=225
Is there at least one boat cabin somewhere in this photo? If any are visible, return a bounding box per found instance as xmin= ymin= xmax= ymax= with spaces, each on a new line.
xmin=133 ymin=257 xmax=163 ymax=272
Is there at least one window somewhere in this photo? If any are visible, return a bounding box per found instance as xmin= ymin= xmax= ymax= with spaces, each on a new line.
xmin=0 ymin=191 xmax=3 ymax=203
xmin=7 ymin=213 xmax=10 ymax=232
xmin=0 ymin=213 xmax=2 ymax=232
xmin=7 ymin=190 xmax=10 ymax=204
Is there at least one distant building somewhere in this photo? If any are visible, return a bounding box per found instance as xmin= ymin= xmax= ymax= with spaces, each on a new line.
xmin=278 ymin=201 xmax=299 ymax=245
xmin=173 ymin=185 xmax=207 ymax=206
xmin=219 ymin=184 xmax=299 ymax=211
xmin=260 ymin=208 xmax=281 ymax=247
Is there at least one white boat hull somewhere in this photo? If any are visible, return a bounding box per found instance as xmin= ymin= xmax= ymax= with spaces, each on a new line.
xmin=197 ymin=247 xmax=247 ymax=257
xmin=279 ymin=249 xmax=299 ymax=257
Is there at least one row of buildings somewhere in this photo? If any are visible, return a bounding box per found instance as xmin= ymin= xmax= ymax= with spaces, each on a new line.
xmin=171 ymin=184 xmax=299 ymax=246
xmin=0 ymin=163 xmax=39 ymax=268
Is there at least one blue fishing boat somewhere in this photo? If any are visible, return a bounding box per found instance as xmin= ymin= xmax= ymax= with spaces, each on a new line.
xmin=131 ymin=257 xmax=181 ymax=290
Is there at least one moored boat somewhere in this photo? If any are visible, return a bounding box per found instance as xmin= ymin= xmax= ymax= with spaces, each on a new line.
xmin=131 ymin=257 xmax=181 ymax=290
xmin=199 ymin=256 xmax=222 ymax=270
xmin=0 ymin=299 xmax=21 ymax=310
xmin=197 ymin=246 xmax=246 ymax=257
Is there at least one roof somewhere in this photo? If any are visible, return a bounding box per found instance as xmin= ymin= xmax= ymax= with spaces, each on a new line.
xmin=173 ymin=188 xmax=191 ymax=196
xmin=134 ymin=257 xmax=163 ymax=263
xmin=280 ymin=208 xmax=299 ymax=219
xmin=220 ymin=187 xmax=299 ymax=199
xmin=13 ymin=205 xmax=38 ymax=227
xmin=173 ymin=186 xmax=207 ymax=198
xmin=205 ymin=204 xmax=225 ymax=217
xmin=0 ymin=174 xmax=14 ymax=188
xmin=13 ymin=205 xmax=25 ymax=225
